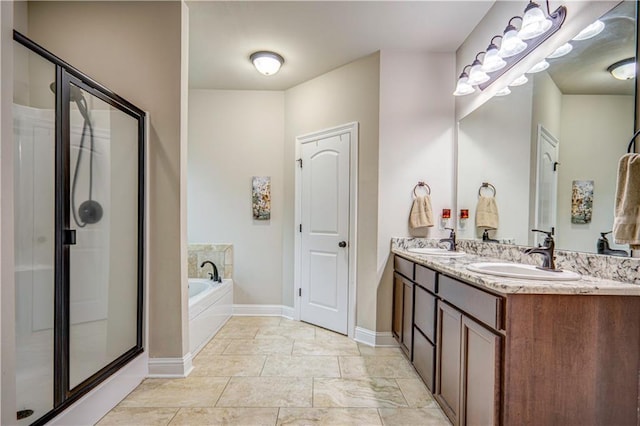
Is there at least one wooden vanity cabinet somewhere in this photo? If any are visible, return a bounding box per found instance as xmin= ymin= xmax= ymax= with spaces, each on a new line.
xmin=392 ymin=256 xmax=415 ymax=358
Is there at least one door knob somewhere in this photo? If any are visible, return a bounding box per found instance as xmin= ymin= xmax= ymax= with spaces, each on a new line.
xmin=338 ymin=241 xmax=347 ymax=248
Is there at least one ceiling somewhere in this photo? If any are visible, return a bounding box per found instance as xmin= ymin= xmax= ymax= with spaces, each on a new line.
xmin=547 ymin=0 xmax=636 ymax=95
xmin=187 ymin=1 xmax=494 ymax=91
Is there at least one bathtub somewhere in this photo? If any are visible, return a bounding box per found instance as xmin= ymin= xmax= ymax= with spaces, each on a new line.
xmin=188 ymin=278 xmax=233 ymax=356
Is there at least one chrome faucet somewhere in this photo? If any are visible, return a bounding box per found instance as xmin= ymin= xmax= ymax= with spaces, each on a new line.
xmin=524 ymin=229 xmax=557 ymax=270
xmin=200 ymin=260 xmax=221 ymax=282
xmin=440 ymin=227 xmax=457 ymax=251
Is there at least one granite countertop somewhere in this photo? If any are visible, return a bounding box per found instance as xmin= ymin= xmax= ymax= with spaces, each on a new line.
xmin=392 ymin=246 xmax=640 ymax=296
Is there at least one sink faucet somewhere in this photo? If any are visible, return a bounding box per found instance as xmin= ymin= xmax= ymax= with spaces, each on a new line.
xmin=200 ymin=260 xmax=221 ymax=282
xmin=440 ymin=227 xmax=457 ymax=251
xmin=482 ymin=229 xmax=500 ymax=243
xmin=523 ymin=229 xmax=557 ymax=270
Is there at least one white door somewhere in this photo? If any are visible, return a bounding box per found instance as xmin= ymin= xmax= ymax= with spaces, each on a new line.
xmin=534 ymin=125 xmax=559 ymax=245
xmin=299 ymin=131 xmax=351 ymax=334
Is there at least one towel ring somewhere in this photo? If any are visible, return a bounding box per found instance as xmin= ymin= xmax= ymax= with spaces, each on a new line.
xmin=627 ymin=128 xmax=640 ymax=153
xmin=478 ymin=182 xmax=496 ymax=197
xmin=413 ymin=181 xmax=431 ymax=197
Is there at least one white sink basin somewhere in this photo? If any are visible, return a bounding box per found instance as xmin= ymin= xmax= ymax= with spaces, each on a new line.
xmin=467 ymin=262 xmax=581 ymax=281
xmin=407 ymin=247 xmax=466 ymax=258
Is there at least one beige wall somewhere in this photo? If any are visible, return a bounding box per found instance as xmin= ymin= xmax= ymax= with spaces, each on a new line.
xmin=27 ymin=1 xmax=188 ymax=358
xmin=188 ymin=90 xmax=285 ymax=304
xmin=284 ymin=53 xmax=380 ymax=330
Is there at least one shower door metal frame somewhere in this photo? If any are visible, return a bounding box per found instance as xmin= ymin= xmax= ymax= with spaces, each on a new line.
xmin=13 ymin=31 xmax=146 ymax=426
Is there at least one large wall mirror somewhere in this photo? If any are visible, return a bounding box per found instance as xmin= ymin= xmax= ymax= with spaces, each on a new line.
xmin=457 ymin=0 xmax=636 ymax=255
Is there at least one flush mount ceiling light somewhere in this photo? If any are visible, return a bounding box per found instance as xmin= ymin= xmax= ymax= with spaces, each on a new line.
xmin=518 ymin=1 xmax=553 ymax=40
xmin=527 ymin=59 xmax=550 ymax=73
xmin=453 ymin=65 xmax=476 ymax=96
xmin=509 ymin=74 xmax=529 ymax=87
xmin=608 ymin=57 xmax=636 ymax=80
xmin=547 ymin=42 xmax=573 ymax=59
xmin=482 ymin=36 xmax=507 ymax=73
xmin=250 ymin=51 xmax=284 ymax=76
xmin=572 ymin=20 xmax=605 ymax=41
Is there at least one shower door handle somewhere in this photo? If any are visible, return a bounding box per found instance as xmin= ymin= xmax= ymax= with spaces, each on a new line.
xmin=63 ymin=229 xmax=76 ymax=245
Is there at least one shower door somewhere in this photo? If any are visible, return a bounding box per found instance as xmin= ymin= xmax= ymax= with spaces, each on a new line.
xmin=13 ymin=32 xmax=145 ymax=426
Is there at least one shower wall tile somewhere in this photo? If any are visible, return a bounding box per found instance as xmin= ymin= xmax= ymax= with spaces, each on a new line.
xmin=188 ymin=244 xmax=233 ymax=279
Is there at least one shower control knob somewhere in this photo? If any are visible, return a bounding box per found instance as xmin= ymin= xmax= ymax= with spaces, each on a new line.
xmin=338 ymin=241 xmax=347 ymax=248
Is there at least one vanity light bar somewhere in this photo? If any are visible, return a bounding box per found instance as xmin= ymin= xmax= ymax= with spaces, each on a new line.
xmin=454 ymin=1 xmax=566 ymax=95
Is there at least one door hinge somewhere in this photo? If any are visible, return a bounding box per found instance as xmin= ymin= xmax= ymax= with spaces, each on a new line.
xmin=298 ymin=288 xmax=302 ymax=297
xmin=299 ymin=224 xmax=302 ymax=233
xmin=297 ymin=158 xmax=303 ymax=168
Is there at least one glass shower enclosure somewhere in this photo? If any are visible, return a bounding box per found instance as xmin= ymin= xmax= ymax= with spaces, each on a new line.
xmin=13 ymin=32 xmax=145 ymax=425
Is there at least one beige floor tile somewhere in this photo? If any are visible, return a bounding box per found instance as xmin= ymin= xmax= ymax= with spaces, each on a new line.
xmin=169 ymin=407 xmax=278 ymax=425
xmin=395 ymin=378 xmax=438 ymax=408
xmin=217 ymin=377 xmax=313 ymax=408
xmin=195 ymin=339 xmax=232 ymax=358
xmin=191 ymin=355 xmax=266 ymax=377
xmin=277 ymin=408 xmax=382 ymax=425
xmin=357 ymin=344 xmax=403 ymax=357
xmin=96 ymin=407 xmax=179 ymax=425
xmin=313 ymin=378 xmax=409 ymax=408
xmin=339 ymin=356 xmax=417 ymax=379
xmin=378 ymin=407 xmax=451 ymax=425
xmin=214 ymin=325 xmax=260 ymax=339
xmin=226 ymin=316 xmax=282 ymax=327
xmin=118 ymin=377 xmax=229 ymax=408
xmin=293 ymin=339 xmax=359 ymax=356
xmin=261 ymin=355 xmax=340 ymax=377
xmin=255 ymin=325 xmax=316 ymax=340
xmin=223 ymin=339 xmax=294 ymax=355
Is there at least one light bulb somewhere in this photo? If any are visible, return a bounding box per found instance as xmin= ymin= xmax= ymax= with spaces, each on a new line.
xmin=499 ymin=26 xmax=528 ymax=58
xmin=518 ymin=2 xmax=552 ymax=40
xmin=526 ymin=60 xmax=549 ymax=73
xmin=547 ymin=43 xmax=573 ymax=59
xmin=572 ymin=20 xmax=605 ymax=41
xmin=509 ymin=74 xmax=529 ymax=87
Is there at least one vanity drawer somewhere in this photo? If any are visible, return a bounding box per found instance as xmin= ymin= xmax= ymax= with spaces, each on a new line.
xmin=413 ymin=327 xmax=435 ymax=392
xmin=394 ymin=255 xmax=414 ymax=280
xmin=438 ymin=275 xmax=503 ymax=331
xmin=414 ymin=284 xmax=436 ymax=342
xmin=415 ymin=264 xmax=437 ymax=293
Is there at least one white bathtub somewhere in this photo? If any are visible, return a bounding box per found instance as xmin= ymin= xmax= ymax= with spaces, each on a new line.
xmin=188 ymin=278 xmax=233 ymax=356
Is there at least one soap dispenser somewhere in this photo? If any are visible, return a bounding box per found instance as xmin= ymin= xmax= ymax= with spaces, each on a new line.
xmin=597 ymin=231 xmax=629 ymax=257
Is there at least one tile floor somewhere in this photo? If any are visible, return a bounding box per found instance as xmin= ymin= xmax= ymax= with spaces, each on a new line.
xmin=97 ymin=317 xmax=451 ymax=425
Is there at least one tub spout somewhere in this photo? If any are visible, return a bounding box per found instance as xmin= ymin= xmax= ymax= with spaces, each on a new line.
xmin=200 ymin=260 xmax=221 ymax=282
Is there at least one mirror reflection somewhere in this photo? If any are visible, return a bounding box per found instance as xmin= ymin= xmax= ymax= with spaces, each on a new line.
xmin=457 ymin=0 xmax=636 ymax=254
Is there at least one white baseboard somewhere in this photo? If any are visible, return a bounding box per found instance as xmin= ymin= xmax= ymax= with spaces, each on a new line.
xmin=354 ymin=326 xmax=399 ymax=347
xmin=281 ymin=305 xmax=295 ymax=320
xmin=148 ymin=353 xmax=193 ymax=378
xmin=233 ymin=304 xmax=294 ymax=317
xmin=50 ymin=352 xmax=148 ymax=426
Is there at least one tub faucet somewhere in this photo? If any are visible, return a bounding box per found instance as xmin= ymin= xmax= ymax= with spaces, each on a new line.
xmin=524 ymin=229 xmax=557 ymax=271
xmin=440 ymin=227 xmax=457 ymax=251
xmin=200 ymin=260 xmax=221 ymax=282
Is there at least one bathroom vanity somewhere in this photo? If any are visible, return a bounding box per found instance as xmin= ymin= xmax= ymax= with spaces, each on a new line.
xmin=392 ymin=242 xmax=640 ymax=426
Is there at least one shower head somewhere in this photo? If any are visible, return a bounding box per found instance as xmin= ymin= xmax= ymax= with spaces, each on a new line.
xmin=49 ymin=82 xmax=85 ymax=102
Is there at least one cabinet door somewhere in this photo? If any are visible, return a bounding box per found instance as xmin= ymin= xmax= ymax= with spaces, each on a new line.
xmin=414 ymin=284 xmax=436 ymax=343
xmin=460 ymin=316 xmax=501 ymax=426
xmin=392 ymin=273 xmax=403 ymax=341
xmin=435 ymin=301 xmax=462 ymax=425
xmin=413 ymin=327 xmax=435 ymax=392
xmin=401 ymin=278 xmax=414 ymax=358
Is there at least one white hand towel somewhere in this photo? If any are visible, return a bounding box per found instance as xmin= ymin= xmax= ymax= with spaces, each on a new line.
xmin=409 ymin=195 xmax=434 ymax=229
xmin=613 ymin=153 xmax=640 ymax=249
xmin=476 ymin=195 xmax=499 ymax=230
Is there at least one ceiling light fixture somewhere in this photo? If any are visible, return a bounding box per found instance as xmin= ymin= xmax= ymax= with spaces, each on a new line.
xmin=572 ymin=20 xmax=605 ymax=41
xmin=526 ymin=59 xmax=550 ymax=73
xmin=547 ymin=42 xmax=573 ymax=59
xmin=250 ymin=51 xmax=284 ymax=76
xmin=481 ymin=36 xmax=507 ymax=73
xmin=518 ymin=1 xmax=553 ymax=40
xmin=608 ymin=57 xmax=636 ymax=80
xmin=453 ymin=65 xmax=476 ymax=96
xmin=509 ymin=74 xmax=529 ymax=87
xmin=453 ymin=1 xmax=566 ymax=96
